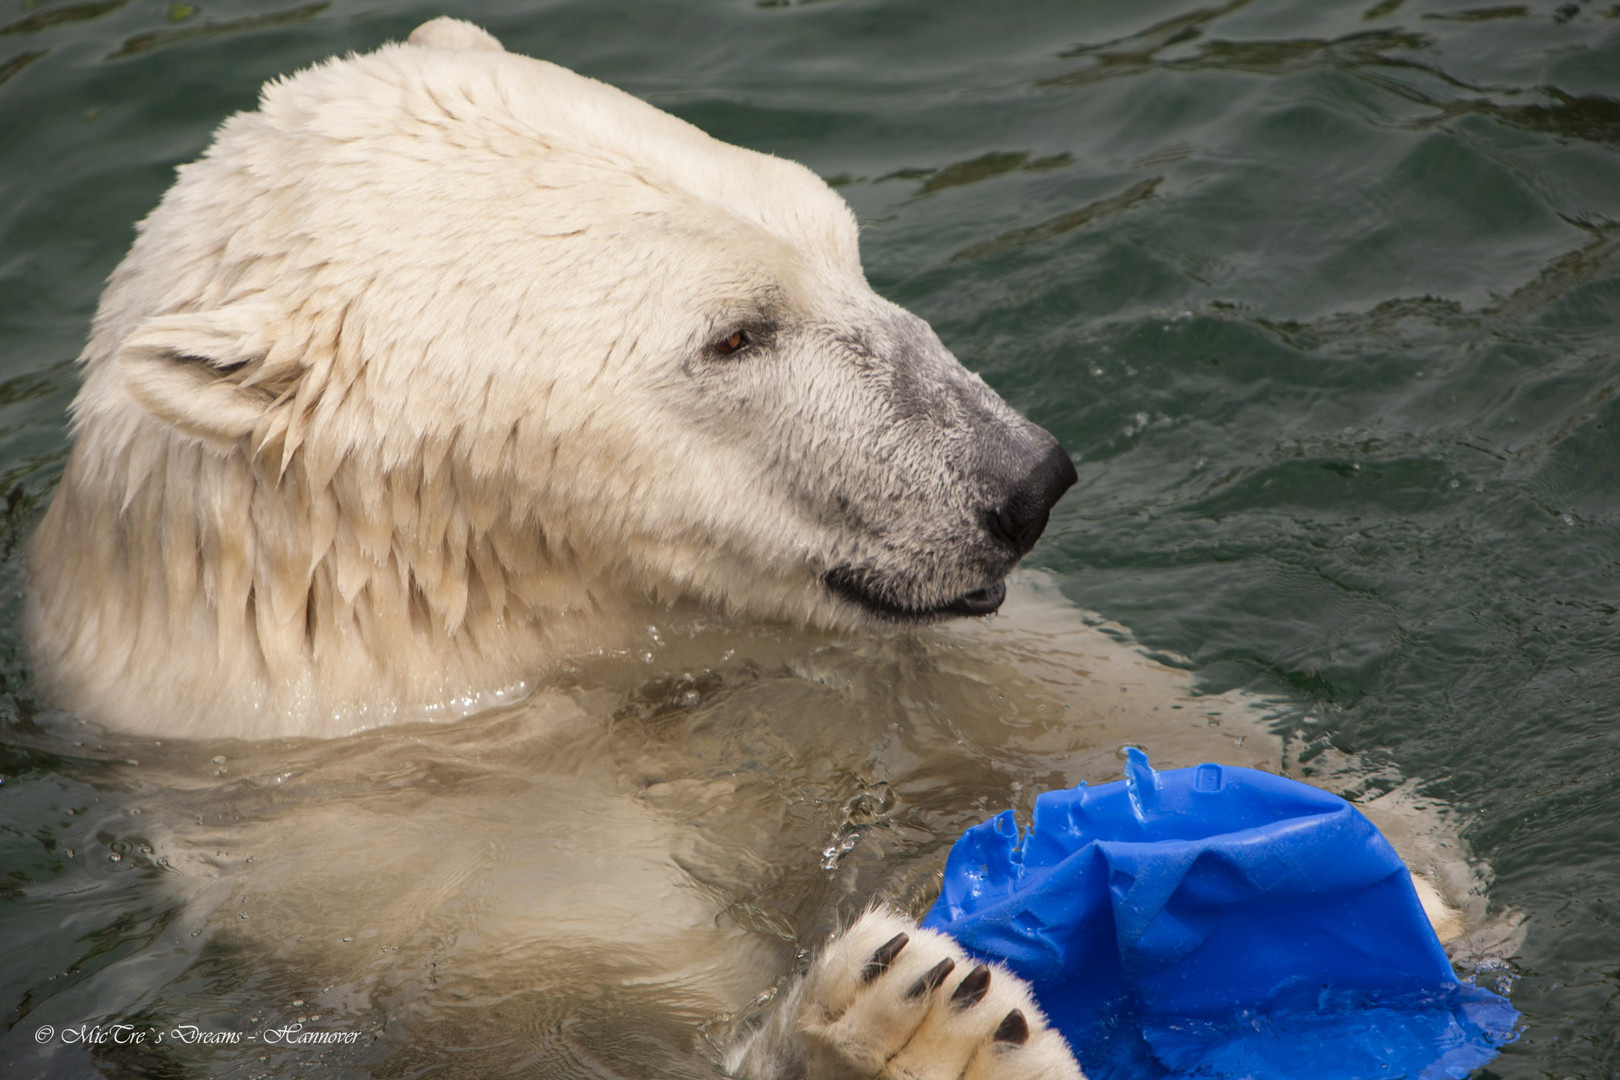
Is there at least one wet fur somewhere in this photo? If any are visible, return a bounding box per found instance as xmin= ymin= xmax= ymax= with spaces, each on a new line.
xmin=28 ymin=17 xmax=1053 ymax=740
xmin=26 ymin=18 xmax=1480 ymax=1080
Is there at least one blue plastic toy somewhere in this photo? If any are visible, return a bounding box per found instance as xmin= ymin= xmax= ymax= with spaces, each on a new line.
xmin=922 ymin=750 xmax=1517 ymax=1080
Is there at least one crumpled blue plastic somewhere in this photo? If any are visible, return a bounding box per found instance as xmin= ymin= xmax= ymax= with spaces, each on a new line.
xmin=921 ymin=750 xmax=1518 ymax=1080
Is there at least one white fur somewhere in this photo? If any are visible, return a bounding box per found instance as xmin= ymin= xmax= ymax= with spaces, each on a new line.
xmin=29 ymin=17 xmax=1045 ymax=739
xmin=731 ymin=909 xmax=1082 ymax=1080
xmin=27 ymin=21 xmax=1095 ymax=1076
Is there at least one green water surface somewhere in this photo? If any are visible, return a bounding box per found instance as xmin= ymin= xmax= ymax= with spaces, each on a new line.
xmin=3 ymin=0 xmax=1619 ymax=1077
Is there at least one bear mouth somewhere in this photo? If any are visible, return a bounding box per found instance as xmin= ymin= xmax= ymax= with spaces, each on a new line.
xmin=824 ymin=567 xmax=1007 ymax=620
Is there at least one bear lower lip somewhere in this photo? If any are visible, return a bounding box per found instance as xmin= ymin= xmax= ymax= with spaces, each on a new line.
xmin=943 ymin=581 xmax=1006 ymax=616
xmin=825 ymin=567 xmax=1007 ymax=620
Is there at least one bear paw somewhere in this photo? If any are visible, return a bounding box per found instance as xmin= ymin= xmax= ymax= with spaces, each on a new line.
xmin=731 ymin=909 xmax=1083 ymax=1080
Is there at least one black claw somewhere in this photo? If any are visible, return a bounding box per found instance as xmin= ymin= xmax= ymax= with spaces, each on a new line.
xmin=993 ymin=1009 xmax=1029 ymax=1045
xmin=862 ymin=932 xmax=910 ymax=983
xmin=950 ymin=965 xmax=992 ymax=1008
xmin=904 ymin=957 xmax=956 ymax=1000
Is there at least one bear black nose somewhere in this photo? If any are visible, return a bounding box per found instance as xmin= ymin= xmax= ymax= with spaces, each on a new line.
xmin=986 ymin=443 xmax=1078 ymax=557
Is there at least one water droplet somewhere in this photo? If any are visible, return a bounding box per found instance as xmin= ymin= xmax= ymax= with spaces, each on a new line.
xmin=342 ymin=937 xmax=353 ymax=943
xmin=211 ymin=756 xmax=226 ymax=765
xmin=819 ymin=831 xmax=862 ymax=870
xmin=108 ymin=852 xmax=122 ymax=862
xmin=1449 ymin=478 xmax=1461 ymax=489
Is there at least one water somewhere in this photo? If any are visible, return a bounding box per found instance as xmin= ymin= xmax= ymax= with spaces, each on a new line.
xmin=2 ymin=0 xmax=1618 ymax=1077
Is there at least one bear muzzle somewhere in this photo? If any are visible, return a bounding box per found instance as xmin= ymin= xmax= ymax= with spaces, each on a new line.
xmin=824 ymin=434 xmax=1076 ymax=621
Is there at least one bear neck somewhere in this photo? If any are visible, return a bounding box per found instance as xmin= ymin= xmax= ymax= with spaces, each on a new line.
xmin=27 ymin=419 xmax=623 ymax=739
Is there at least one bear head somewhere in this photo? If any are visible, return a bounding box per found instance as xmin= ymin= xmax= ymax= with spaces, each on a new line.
xmin=27 ymin=18 xmax=1075 ymax=738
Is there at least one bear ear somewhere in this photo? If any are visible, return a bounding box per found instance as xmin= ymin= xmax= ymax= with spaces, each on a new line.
xmin=408 ymin=18 xmax=505 ymax=52
xmin=117 ymin=302 xmax=282 ymax=450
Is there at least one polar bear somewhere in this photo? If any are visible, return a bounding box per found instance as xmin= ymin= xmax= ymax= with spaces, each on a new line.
xmin=27 ymin=15 xmax=1087 ymax=1080
xmin=26 ymin=18 xmax=1478 ymax=1080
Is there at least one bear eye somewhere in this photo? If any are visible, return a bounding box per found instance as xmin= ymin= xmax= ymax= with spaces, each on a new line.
xmin=712 ymin=329 xmax=753 ymax=357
